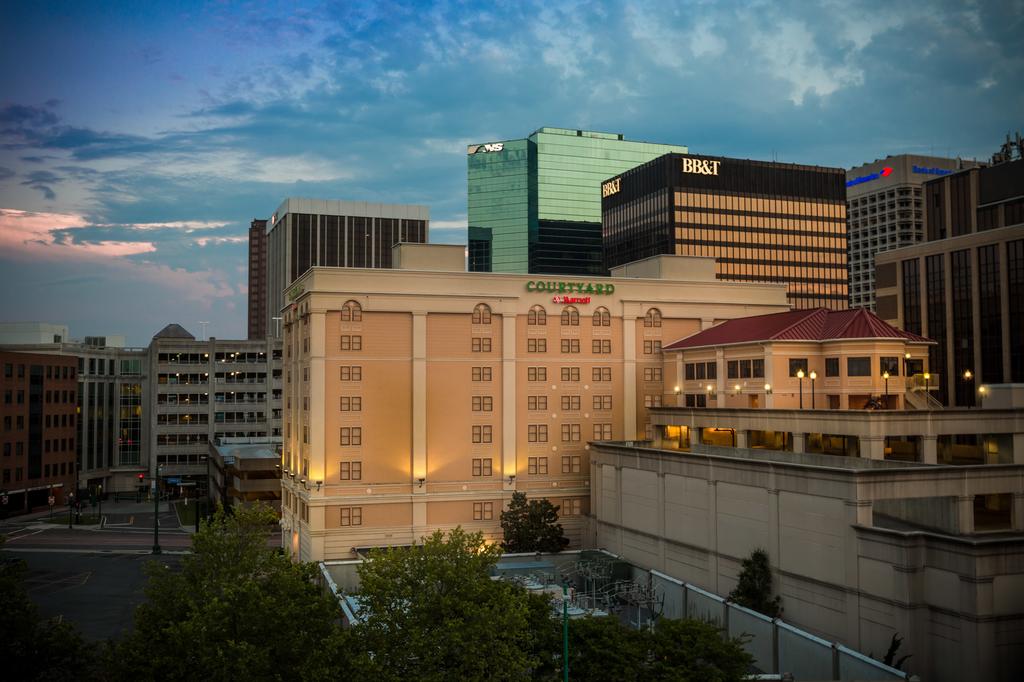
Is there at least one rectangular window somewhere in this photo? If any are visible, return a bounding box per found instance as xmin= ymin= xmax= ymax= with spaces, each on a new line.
xmin=686 ymin=363 xmax=696 ymax=380
xmin=472 ymin=425 xmax=493 ymax=443
xmin=528 ymin=338 xmax=546 ymax=353
xmin=340 ymin=396 xmax=362 ymax=411
xmin=788 ymin=358 xmax=809 ymax=377
xmin=560 ymin=367 xmax=580 ymax=382
xmin=847 ymin=357 xmax=871 ymax=376
xmin=593 ymin=395 xmax=612 ymax=410
xmin=560 ymin=423 xmax=581 ymax=442
xmin=751 ymin=359 xmax=764 ymax=378
xmin=340 ymin=507 xmax=362 ymax=526
xmin=340 ymin=427 xmax=362 ymax=446
xmin=528 ymin=395 xmax=547 ymax=410
xmin=340 ymin=461 xmax=362 ymax=480
xmin=527 ymin=367 xmax=546 ymax=381
xmin=560 ymin=339 xmax=580 ymax=353
xmin=340 ymin=366 xmax=362 ymax=381
xmin=528 ymin=424 xmax=548 ymax=442
xmin=340 ymin=335 xmax=362 ymax=351
xmin=643 ymin=340 xmax=662 ymax=354
xmin=472 ymin=337 xmax=492 ymax=353
xmin=643 ymin=394 xmax=663 ymax=408
xmin=472 ymin=458 xmax=493 ymax=476
xmin=561 ymin=499 xmax=582 ymax=516
xmin=593 ymin=423 xmax=613 ymax=440
xmin=594 ymin=367 xmax=613 ymax=382
xmin=739 ymin=360 xmax=752 ymax=378
xmin=880 ymin=357 xmax=900 ymax=376
xmin=472 ymin=502 xmax=493 ymax=521
xmin=591 ymin=339 xmax=612 ymax=354
xmin=825 ymin=357 xmax=840 ymax=377
xmin=528 ymin=456 xmax=549 ymax=474
xmin=695 ymin=363 xmax=706 ymax=380
xmin=642 ymin=367 xmax=662 ymax=381
xmin=472 ymin=396 xmax=493 ymax=411
xmin=706 ymin=362 xmax=717 ymax=379
xmin=561 ymin=455 xmax=582 ymax=473
xmin=472 ymin=366 xmax=493 ymax=381
xmin=561 ymin=395 xmax=581 ymax=411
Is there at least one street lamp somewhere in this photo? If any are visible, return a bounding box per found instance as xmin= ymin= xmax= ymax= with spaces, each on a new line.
xmin=963 ymin=369 xmax=974 ymax=407
xmin=152 ymin=465 xmax=162 ymax=555
xmin=978 ymin=385 xmax=988 ymax=407
xmin=796 ymin=369 xmax=805 ymax=409
xmin=764 ymin=383 xmax=772 ymax=395
xmin=904 ymin=351 xmax=911 ymax=376
xmin=809 ymin=371 xmax=817 ymax=409
xmin=882 ymin=371 xmax=890 ymax=408
xmin=924 ymin=372 xmax=931 ymax=408
xmin=705 ymin=383 xmax=714 ymax=406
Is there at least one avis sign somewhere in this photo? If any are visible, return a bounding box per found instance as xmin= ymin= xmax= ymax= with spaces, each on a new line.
xmin=467 ymin=143 xmax=504 ymax=154
xmin=681 ymin=157 xmax=721 ymax=176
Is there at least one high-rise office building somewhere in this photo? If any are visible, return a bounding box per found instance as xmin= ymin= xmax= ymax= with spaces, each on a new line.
xmin=466 ymin=127 xmax=687 ymax=276
xmin=248 ymin=219 xmax=268 ymax=340
xmin=845 ymin=155 xmax=981 ymax=310
xmin=875 ymin=158 xmax=1024 ymax=407
xmin=602 ymin=153 xmax=849 ymax=310
xmin=265 ymin=199 xmax=429 ymax=337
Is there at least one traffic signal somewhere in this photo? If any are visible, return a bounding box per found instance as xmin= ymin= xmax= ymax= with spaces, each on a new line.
xmin=137 ymin=473 xmax=144 ymax=481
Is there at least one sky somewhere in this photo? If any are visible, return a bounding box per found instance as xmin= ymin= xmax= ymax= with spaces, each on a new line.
xmin=1 ymin=0 xmax=1021 ymax=345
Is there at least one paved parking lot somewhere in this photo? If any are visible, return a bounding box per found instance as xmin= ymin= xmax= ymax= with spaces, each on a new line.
xmin=7 ymin=550 xmax=183 ymax=640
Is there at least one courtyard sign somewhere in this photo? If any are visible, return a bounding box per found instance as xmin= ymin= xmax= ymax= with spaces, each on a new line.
xmin=526 ymin=280 xmax=615 ymax=296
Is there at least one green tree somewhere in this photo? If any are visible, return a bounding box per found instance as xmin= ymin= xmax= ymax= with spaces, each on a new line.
xmin=109 ymin=503 xmax=350 ymax=681
xmin=647 ymin=618 xmax=753 ymax=682
xmin=0 ymin=537 xmax=100 ymax=681
xmin=352 ymin=527 xmax=542 ymax=681
xmin=727 ymin=548 xmax=781 ymax=618
xmin=500 ymin=491 xmax=569 ymax=553
xmin=563 ymin=616 xmax=647 ymax=682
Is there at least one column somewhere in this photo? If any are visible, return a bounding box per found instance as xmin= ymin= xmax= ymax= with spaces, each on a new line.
xmin=715 ymin=347 xmax=726 ymax=401
xmin=1014 ymin=493 xmax=1024 ymax=532
xmin=957 ymin=495 xmax=974 ymax=534
xmin=792 ymin=432 xmax=806 ymax=454
xmin=411 ymin=313 xmax=427 ymax=531
xmin=862 ymin=436 xmax=885 ymax=460
xmin=623 ymin=315 xmax=637 ymax=440
xmin=922 ymin=435 xmax=938 ymax=464
xmin=1013 ymin=433 xmax=1024 ymax=465
xmin=502 ymin=314 xmax=517 ymax=490
xmin=708 ymin=479 xmax=719 ymax=593
xmin=735 ymin=430 xmax=748 ymax=449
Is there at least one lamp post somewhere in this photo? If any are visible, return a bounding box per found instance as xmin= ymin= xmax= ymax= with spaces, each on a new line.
xmin=978 ymin=385 xmax=988 ymax=407
xmin=963 ymin=369 xmax=974 ymax=407
xmin=903 ymin=351 xmax=911 ymax=376
xmin=809 ymin=371 xmax=817 ymax=409
xmin=923 ymin=372 xmax=931 ymax=408
xmin=882 ymin=371 xmax=890 ymax=409
xmin=705 ymin=383 xmax=713 ymax=406
xmin=796 ymin=369 xmax=805 ymax=409
xmin=152 ymin=465 xmax=162 ymax=555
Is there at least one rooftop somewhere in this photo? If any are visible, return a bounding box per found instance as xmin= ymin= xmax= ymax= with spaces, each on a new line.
xmin=663 ymin=307 xmax=931 ymax=351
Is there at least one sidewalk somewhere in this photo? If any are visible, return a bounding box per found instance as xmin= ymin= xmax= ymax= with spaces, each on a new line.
xmin=2 ymin=496 xmax=187 ymax=531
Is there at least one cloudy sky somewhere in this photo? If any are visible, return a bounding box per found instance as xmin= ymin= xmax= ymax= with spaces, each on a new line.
xmin=1 ymin=0 xmax=1021 ymax=345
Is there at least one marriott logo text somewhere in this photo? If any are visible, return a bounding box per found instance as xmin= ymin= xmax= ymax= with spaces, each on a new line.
xmin=681 ymin=158 xmax=721 ymax=176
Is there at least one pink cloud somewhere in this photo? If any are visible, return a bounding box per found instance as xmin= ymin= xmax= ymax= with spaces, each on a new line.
xmin=0 ymin=208 xmax=156 ymax=260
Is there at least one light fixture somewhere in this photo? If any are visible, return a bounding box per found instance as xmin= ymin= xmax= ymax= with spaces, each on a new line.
xmin=764 ymin=383 xmax=772 ymax=394
xmin=283 ymin=467 xmax=289 ymax=475
xmin=733 ymin=384 xmax=741 ymax=393
xmin=314 ymin=480 xmax=323 ymax=492
xmin=904 ymin=352 xmax=911 ymax=360
xmin=796 ymin=369 xmax=805 ymax=379
xmin=882 ymin=371 xmax=890 ymax=380
xmin=963 ymin=369 xmax=973 ymax=380
xmin=979 ymin=385 xmax=988 ymax=397
xmin=417 ymin=477 xmax=425 ymax=488
xmin=705 ymin=384 xmax=713 ymax=393
xmin=809 ymin=371 xmax=817 ymax=381
xmin=508 ymin=474 xmax=516 ymax=485
xmin=674 ymin=385 xmax=680 ymax=394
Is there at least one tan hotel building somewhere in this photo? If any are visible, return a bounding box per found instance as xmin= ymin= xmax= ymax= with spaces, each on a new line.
xmin=279 ymin=246 xmax=788 ymax=561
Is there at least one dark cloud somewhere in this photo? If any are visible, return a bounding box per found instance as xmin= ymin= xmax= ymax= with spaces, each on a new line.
xmin=0 ymin=103 xmax=59 ymax=127
xmin=0 ymin=166 xmax=14 ymax=181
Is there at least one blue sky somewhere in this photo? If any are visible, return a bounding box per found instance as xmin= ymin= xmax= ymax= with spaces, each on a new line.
xmin=1 ymin=0 xmax=1021 ymax=345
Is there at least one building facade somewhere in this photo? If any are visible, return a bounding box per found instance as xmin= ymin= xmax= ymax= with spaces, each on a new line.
xmin=663 ymin=307 xmax=934 ymax=413
xmin=148 ymin=324 xmax=282 ymax=496
xmin=0 ymin=322 xmax=70 ymax=345
xmin=248 ymin=218 xmax=269 ymax=340
xmin=1 ymin=351 xmax=78 ymax=514
xmin=265 ymin=198 xmax=429 ymax=338
xmin=846 ymin=155 xmax=981 ymax=311
xmin=875 ymin=158 xmax=1024 ymax=406
xmin=602 ymin=153 xmax=848 ymax=310
xmin=279 ymin=247 xmax=788 ymax=562
xmin=467 ymin=127 xmax=687 ymax=276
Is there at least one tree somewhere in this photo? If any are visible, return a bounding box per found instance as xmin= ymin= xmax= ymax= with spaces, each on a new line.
xmin=352 ymin=527 xmax=543 ymax=681
xmin=563 ymin=616 xmax=647 ymax=682
xmin=647 ymin=618 xmax=754 ymax=681
xmin=728 ymin=548 xmax=781 ymax=618
xmin=0 ymin=536 xmax=100 ymax=681
xmin=500 ymin=491 xmax=569 ymax=553
xmin=109 ymin=503 xmax=350 ymax=681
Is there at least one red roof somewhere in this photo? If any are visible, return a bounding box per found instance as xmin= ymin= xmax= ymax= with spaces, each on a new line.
xmin=663 ymin=308 xmax=932 ymax=351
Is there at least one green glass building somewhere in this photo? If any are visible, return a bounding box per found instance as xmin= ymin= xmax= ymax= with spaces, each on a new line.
xmin=467 ymin=127 xmax=687 ymax=275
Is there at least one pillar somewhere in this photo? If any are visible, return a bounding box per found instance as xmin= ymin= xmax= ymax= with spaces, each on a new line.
xmin=957 ymin=495 xmax=975 ymax=534
xmin=792 ymin=432 xmax=805 ymax=454
xmin=623 ymin=314 xmax=637 ymax=440
xmin=735 ymin=430 xmax=748 ymax=449
xmin=922 ymin=435 xmax=938 ymax=465
xmin=1013 ymin=433 xmax=1024 ymax=465
xmin=411 ymin=312 xmax=427 ymax=533
xmin=863 ymin=436 xmax=885 ymax=461
xmin=1013 ymin=493 xmax=1024 ymax=532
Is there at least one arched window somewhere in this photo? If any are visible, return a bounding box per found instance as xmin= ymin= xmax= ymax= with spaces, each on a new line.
xmin=560 ymin=306 xmax=579 ymax=326
xmin=592 ymin=307 xmax=611 ymax=327
xmin=644 ymin=308 xmax=662 ymax=328
xmin=472 ymin=303 xmax=492 ymax=325
xmin=527 ymin=305 xmax=547 ymax=326
xmin=341 ymin=300 xmax=362 ymax=322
